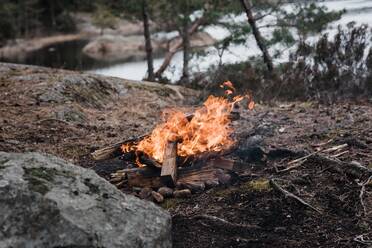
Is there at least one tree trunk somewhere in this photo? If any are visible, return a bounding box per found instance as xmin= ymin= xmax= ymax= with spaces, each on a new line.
xmin=180 ymin=18 xmax=190 ymax=84
xmin=154 ymin=16 xmax=205 ymax=80
xmin=49 ymin=0 xmax=56 ymax=29
xmin=142 ymin=0 xmax=155 ymax=81
xmin=240 ymin=0 xmax=274 ymax=73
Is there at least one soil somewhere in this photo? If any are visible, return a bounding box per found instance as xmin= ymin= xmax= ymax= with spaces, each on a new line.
xmin=0 ymin=63 xmax=371 ymax=247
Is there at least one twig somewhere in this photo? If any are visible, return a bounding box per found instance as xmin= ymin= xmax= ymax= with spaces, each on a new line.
xmin=322 ymin=143 xmax=348 ymax=153
xmin=287 ymin=150 xmax=319 ymax=165
xmin=313 ymin=155 xmax=372 ymax=177
xmin=189 ymin=214 xmax=260 ymax=229
xmin=278 ymin=159 xmax=307 ymax=172
xmin=353 ymin=234 xmax=372 ymax=245
xmin=331 ymin=150 xmax=349 ymax=158
xmin=269 ymin=179 xmax=322 ymax=214
xmin=287 ymin=144 xmax=347 ymax=165
xmin=357 ymin=152 xmax=372 ymax=158
xmin=312 ymin=138 xmax=334 ymax=147
xmin=358 ymin=175 xmax=372 ymax=216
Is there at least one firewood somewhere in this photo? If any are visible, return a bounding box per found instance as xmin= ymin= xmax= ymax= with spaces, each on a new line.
xmin=121 ymin=155 xmax=256 ymax=189
xmin=127 ymin=166 xmax=163 ymax=188
xmin=91 ymin=135 xmax=147 ymax=160
xmin=126 ymin=164 xmax=221 ymax=189
xmin=161 ymin=141 xmax=178 ymax=186
xmin=91 ymin=113 xmax=195 ymax=161
xmin=137 ymin=152 xmax=162 ymax=168
xmin=206 ymin=157 xmax=252 ymax=173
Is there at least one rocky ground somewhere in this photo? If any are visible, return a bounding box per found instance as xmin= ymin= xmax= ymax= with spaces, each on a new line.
xmin=0 ymin=63 xmax=371 ymax=247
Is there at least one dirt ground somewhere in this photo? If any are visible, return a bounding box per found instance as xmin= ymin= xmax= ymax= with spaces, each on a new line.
xmin=0 ymin=63 xmax=371 ymax=247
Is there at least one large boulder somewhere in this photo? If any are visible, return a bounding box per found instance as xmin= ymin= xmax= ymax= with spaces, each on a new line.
xmin=0 ymin=152 xmax=171 ymax=248
xmin=82 ymin=32 xmax=216 ymax=63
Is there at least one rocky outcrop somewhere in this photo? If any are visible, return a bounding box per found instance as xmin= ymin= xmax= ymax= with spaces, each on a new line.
xmin=82 ymin=32 xmax=216 ymax=63
xmin=82 ymin=35 xmax=165 ymax=62
xmin=0 ymin=152 xmax=172 ymax=248
xmin=0 ymin=62 xmax=200 ymax=160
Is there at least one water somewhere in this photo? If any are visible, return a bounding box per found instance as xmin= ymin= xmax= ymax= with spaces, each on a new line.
xmin=1 ymin=39 xmax=114 ymax=71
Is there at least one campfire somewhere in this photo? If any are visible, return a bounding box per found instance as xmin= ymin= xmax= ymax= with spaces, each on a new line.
xmin=92 ymin=81 xmax=255 ymax=200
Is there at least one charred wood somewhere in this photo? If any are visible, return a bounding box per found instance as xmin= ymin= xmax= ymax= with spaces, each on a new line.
xmin=91 ymin=135 xmax=147 ymax=161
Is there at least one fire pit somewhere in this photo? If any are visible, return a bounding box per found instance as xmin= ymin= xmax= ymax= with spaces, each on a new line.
xmin=91 ymin=81 xmax=257 ymax=200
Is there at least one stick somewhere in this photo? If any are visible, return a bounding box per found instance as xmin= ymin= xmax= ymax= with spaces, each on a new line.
xmin=322 ymin=143 xmax=348 ymax=153
xmin=287 ymin=143 xmax=348 ymax=166
xmin=187 ymin=214 xmax=260 ymax=229
xmin=312 ymin=138 xmax=334 ymax=147
xmin=331 ymin=150 xmax=349 ymax=158
xmin=278 ymin=159 xmax=307 ymax=173
xmin=312 ymin=155 xmax=372 ymax=177
xmin=287 ymin=150 xmax=320 ymax=165
xmin=359 ymin=175 xmax=372 ymax=216
xmin=161 ymin=141 xmax=178 ymax=186
xmin=270 ymin=179 xmax=322 ymax=214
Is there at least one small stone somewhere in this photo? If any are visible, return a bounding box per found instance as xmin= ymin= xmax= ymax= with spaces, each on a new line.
xmin=152 ymin=191 xmax=164 ymax=203
xmin=158 ymin=187 xmax=174 ymax=198
xmin=173 ymin=189 xmax=192 ymax=198
xmin=139 ymin=187 xmax=152 ymax=200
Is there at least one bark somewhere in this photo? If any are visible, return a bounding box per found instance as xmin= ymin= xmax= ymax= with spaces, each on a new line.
xmin=240 ymin=0 xmax=274 ymax=72
xmin=154 ymin=16 xmax=205 ymax=80
xmin=142 ymin=0 xmax=155 ymax=81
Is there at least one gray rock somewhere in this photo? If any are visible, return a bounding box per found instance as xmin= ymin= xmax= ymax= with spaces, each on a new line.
xmin=0 ymin=152 xmax=171 ymax=248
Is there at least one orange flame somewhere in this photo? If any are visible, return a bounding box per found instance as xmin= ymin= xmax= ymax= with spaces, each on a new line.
xmin=123 ymin=81 xmax=254 ymax=165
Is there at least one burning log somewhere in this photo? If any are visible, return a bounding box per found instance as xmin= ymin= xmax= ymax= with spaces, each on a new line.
xmin=161 ymin=141 xmax=178 ymax=186
xmin=91 ymin=113 xmax=195 ymax=161
xmin=136 ymin=151 xmax=162 ymax=168
xmin=91 ymin=135 xmax=147 ymax=161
